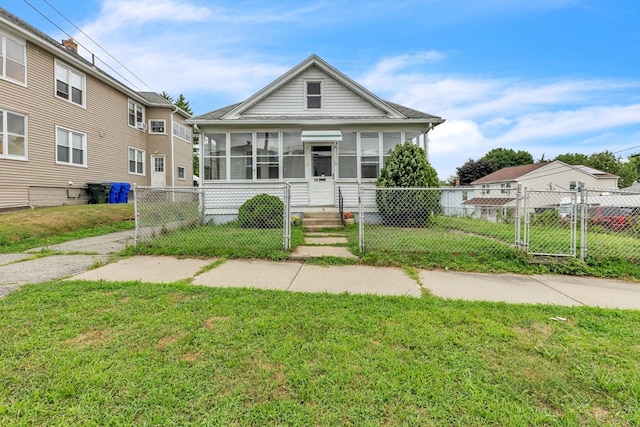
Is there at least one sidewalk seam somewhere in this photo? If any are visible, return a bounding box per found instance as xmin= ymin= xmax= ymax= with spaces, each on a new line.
xmin=288 ymin=262 xmax=304 ymax=290
xmin=531 ymin=277 xmax=585 ymax=306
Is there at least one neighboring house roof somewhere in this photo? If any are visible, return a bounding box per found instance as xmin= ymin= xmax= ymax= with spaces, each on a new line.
xmin=471 ymin=160 xmax=619 ymax=185
xmin=463 ymin=197 xmax=516 ymax=206
xmin=472 ymin=163 xmax=550 ymax=184
xmin=0 ymin=7 xmax=175 ymax=112
xmin=189 ymin=54 xmax=444 ymax=126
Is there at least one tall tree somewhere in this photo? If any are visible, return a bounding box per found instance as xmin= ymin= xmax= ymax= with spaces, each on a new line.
xmin=481 ymin=148 xmax=534 ymax=170
xmin=554 ymin=152 xmax=589 ymax=165
xmin=174 ymin=94 xmax=193 ymax=116
xmin=160 ymin=91 xmax=174 ymax=103
xmin=456 ymin=159 xmax=498 ymax=185
xmin=586 ymin=150 xmax=621 ymax=176
xmin=618 ymin=156 xmax=640 ymax=188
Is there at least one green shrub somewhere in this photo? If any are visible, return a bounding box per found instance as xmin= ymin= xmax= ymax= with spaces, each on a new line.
xmin=531 ymin=209 xmax=563 ymax=227
xmin=238 ymin=194 xmax=284 ymax=229
xmin=375 ymin=142 xmax=439 ymax=227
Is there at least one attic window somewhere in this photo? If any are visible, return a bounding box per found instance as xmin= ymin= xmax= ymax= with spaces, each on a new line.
xmin=305 ymin=81 xmax=322 ymax=109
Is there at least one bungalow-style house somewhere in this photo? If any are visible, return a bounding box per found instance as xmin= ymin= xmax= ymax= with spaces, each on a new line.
xmin=188 ymin=55 xmax=444 ymax=214
xmin=463 ymin=160 xmax=619 ymax=221
xmin=0 ymin=8 xmax=193 ymax=210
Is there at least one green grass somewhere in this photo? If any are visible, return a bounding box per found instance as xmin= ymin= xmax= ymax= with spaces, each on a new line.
xmin=0 ymin=204 xmax=134 ymax=253
xmin=1 ymin=281 xmax=638 ymax=426
xmin=349 ymin=219 xmax=640 ymax=280
xmin=128 ymin=222 xmax=305 ymax=260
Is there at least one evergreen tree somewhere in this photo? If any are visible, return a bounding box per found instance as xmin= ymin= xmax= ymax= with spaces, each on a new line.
xmin=174 ymin=94 xmax=193 ymax=115
xmin=160 ymin=91 xmax=173 ymax=103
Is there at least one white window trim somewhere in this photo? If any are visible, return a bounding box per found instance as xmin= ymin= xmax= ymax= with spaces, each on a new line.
xmin=128 ymin=99 xmax=146 ymax=131
xmin=500 ymin=183 xmax=511 ymax=194
xmin=0 ymin=30 xmax=27 ymax=86
xmin=0 ymin=108 xmax=28 ymax=160
xmin=482 ymin=184 xmax=491 ymax=195
xmin=54 ymin=59 xmax=86 ymax=108
xmin=128 ymin=147 xmax=145 ymax=175
xmin=177 ymin=165 xmax=186 ymax=180
xmin=55 ymin=125 xmax=87 ymax=167
xmin=304 ymin=79 xmax=323 ymax=110
xmin=148 ymin=119 xmax=166 ymax=134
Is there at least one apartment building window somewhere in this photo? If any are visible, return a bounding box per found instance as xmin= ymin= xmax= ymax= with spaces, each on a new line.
xmin=55 ymin=61 xmax=85 ymax=106
xmin=56 ymin=126 xmax=86 ymax=166
xmin=149 ymin=119 xmax=165 ymax=134
xmin=500 ymin=183 xmax=511 ymax=194
xmin=1 ymin=32 xmax=26 ymax=84
xmin=481 ymin=184 xmax=490 ymax=194
xmin=177 ymin=165 xmax=185 ymax=180
xmin=0 ymin=109 xmax=27 ymax=159
xmin=128 ymin=147 xmax=144 ymax=175
xmin=172 ymin=121 xmax=192 ymax=141
xmin=128 ymin=100 xmax=145 ymax=129
xmin=305 ymin=80 xmax=322 ymax=109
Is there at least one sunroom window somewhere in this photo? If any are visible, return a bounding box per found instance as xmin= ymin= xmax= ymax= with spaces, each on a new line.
xmin=202 ymin=133 xmax=226 ymax=180
xmin=360 ymin=132 xmax=379 ymax=179
xmin=283 ymin=132 xmax=305 ymax=179
xmin=256 ymin=132 xmax=279 ymax=179
xmin=338 ymin=132 xmax=357 ymax=178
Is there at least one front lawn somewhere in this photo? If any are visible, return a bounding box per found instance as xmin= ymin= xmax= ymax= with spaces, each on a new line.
xmin=1 ymin=281 xmax=638 ymax=425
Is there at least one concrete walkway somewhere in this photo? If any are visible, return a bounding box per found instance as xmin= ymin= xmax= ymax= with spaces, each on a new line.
xmin=1 ymin=230 xmax=639 ymax=309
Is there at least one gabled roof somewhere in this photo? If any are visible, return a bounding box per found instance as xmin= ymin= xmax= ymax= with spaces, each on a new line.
xmin=472 ymin=163 xmax=550 ymax=184
xmin=190 ymin=54 xmax=444 ymax=125
xmin=463 ymin=197 xmax=516 ymax=206
xmin=0 ymin=7 xmax=174 ymax=112
xmin=137 ymin=92 xmax=191 ymax=118
xmin=472 ymin=160 xmax=619 ymax=185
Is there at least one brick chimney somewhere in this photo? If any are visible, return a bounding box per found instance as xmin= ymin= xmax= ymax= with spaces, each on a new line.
xmin=61 ymin=38 xmax=78 ymax=53
xmin=455 ymin=177 xmax=461 ymax=187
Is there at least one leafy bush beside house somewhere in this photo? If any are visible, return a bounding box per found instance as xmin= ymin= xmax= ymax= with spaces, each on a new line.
xmin=375 ymin=142 xmax=440 ymax=227
xmin=238 ymin=194 xmax=284 ymax=229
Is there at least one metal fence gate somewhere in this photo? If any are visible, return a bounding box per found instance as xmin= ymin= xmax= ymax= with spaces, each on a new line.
xmin=522 ymin=188 xmax=577 ymax=257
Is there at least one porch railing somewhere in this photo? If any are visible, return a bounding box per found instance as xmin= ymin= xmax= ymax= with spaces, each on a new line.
xmin=338 ymin=186 xmax=344 ymax=226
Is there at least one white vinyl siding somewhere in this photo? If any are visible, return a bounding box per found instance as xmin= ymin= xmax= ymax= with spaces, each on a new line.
xmin=0 ymin=109 xmax=27 ymax=160
xmin=244 ymin=66 xmax=386 ymax=117
xmin=0 ymin=31 xmax=26 ymax=85
xmin=55 ymin=60 xmax=85 ymax=106
xmin=56 ymin=126 xmax=86 ymax=167
xmin=128 ymin=147 xmax=144 ymax=175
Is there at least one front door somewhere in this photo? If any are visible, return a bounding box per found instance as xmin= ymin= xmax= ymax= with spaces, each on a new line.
xmin=151 ymin=154 xmax=166 ymax=187
xmin=309 ymin=145 xmax=335 ymax=206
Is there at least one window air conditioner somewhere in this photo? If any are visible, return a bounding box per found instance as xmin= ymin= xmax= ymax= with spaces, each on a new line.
xmin=137 ymin=122 xmax=147 ymax=131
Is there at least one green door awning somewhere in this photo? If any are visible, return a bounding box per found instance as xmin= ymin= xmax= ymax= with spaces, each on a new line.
xmin=301 ymin=130 xmax=342 ymax=142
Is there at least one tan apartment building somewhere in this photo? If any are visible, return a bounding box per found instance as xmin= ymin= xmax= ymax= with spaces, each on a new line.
xmin=0 ymin=7 xmax=193 ymax=210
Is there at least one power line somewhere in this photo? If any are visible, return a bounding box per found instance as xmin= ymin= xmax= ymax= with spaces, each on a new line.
xmin=612 ymin=144 xmax=640 ymax=155
xmin=21 ymin=0 xmax=151 ymax=92
xmin=40 ymin=0 xmax=155 ymax=92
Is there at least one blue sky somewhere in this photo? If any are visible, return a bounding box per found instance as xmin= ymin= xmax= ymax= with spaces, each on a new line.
xmin=4 ymin=0 xmax=640 ymax=178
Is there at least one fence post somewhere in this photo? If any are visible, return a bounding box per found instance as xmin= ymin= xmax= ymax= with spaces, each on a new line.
xmin=358 ymin=184 xmax=364 ymax=252
xmin=515 ymin=184 xmax=522 ymax=249
xmin=133 ymin=183 xmax=139 ymax=246
xmin=522 ymin=187 xmax=529 ymax=253
xmin=284 ymin=183 xmax=291 ymax=250
xmin=579 ymin=186 xmax=587 ymax=261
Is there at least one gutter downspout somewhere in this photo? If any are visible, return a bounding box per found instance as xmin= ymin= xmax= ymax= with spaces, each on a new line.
xmin=170 ymin=106 xmax=179 ymax=188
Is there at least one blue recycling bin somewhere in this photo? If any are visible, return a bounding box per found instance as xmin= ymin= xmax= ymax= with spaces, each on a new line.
xmin=118 ymin=182 xmax=131 ymax=203
xmin=109 ymin=182 xmax=121 ymax=203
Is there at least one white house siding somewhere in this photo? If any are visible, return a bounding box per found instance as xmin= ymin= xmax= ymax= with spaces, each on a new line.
xmin=244 ymin=66 xmax=387 ymax=117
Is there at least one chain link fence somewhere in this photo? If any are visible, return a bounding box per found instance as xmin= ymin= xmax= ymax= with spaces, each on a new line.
xmin=358 ymin=187 xmax=519 ymax=258
xmin=582 ymin=188 xmax=640 ymax=261
xmin=358 ymin=185 xmax=640 ymax=263
xmin=134 ymin=185 xmax=291 ymax=257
